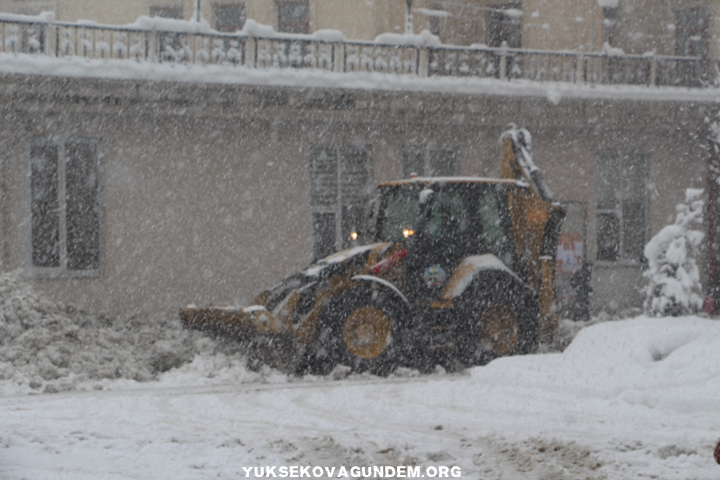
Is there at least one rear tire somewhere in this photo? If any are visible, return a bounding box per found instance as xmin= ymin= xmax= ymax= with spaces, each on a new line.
xmin=297 ymin=284 xmax=407 ymax=376
xmin=455 ymin=270 xmax=538 ymax=366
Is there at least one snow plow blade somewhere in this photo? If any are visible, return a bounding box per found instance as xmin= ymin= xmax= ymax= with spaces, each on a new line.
xmin=180 ymin=305 xmax=301 ymax=371
xmin=179 ymin=305 xmax=289 ymax=339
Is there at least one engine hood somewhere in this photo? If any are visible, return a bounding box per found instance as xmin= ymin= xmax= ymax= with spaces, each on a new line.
xmin=302 ymin=242 xmax=393 ymax=278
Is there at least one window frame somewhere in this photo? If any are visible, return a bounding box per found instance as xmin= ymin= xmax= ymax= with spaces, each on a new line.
xmin=428 ymin=2 xmax=445 ymax=38
xmin=675 ymin=6 xmax=709 ymax=58
xmin=214 ymin=2 xmax=246 ymax=33
xmin=276 ymin=0 xmax=310 ymax=34
xmin=309 ymin=144 xmax=372 ymax=260
xmin=26 ymin=137 xmax=104 ymax=278
xmin=595 ymin=149 xmax=648 ymax=265
xmin=486 ymin=3 xmax=522 ymax=48
xmin=149 ymin=6 xmax=184 ymax=19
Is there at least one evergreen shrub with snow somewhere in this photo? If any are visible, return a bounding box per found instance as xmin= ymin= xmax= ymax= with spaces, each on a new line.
xmin=643 ymin=188 xmax=705 ymax=316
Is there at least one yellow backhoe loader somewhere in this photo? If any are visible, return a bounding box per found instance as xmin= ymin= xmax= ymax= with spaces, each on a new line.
xmin=181 ymin=125 xmax=565 ymax=375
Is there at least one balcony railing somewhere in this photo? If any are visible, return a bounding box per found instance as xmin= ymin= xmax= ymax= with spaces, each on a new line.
xmin=2 ymin=14 xmax=718 ymax=89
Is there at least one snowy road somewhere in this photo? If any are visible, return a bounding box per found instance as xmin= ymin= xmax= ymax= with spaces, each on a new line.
xmin=3 ymin=315 xmax=720 ymax=480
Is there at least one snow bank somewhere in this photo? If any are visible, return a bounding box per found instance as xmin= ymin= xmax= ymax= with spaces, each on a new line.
xmin=0 ymin=270 xmax=254 ymax=395
xmin=596 ymin=0 xmax=619 ymax=8
xmin=472 ymin=315 xmax=720 ymax=413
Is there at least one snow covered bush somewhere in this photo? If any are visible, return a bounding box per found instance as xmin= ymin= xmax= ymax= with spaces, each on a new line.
xmin=643 ymin=188 xmax=705 ymax=316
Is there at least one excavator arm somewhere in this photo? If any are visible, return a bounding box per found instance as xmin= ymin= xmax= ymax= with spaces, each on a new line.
xmin=501 ymin=125 xmax=566 ymax=343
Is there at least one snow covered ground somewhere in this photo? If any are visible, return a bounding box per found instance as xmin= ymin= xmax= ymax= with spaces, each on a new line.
xmin=1 ymin=271 xmax=719 ymax=479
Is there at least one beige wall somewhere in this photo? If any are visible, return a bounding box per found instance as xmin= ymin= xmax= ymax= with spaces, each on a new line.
xmin=312 ymin=0 xmax=377 ymax=39
xmin=611 ymin=0 xmax=720 ymax=57
xmin=522 ymin=0 xmax=606 ymax=52
xmin=0 ymin=72 xmax=714 ymax=318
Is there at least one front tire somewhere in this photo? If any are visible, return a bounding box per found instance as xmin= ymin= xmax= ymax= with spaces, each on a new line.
xmin=298 ymin=284 xmax=407 ymax=376
xmin=455 ymin=270 xmax=538 ymax=366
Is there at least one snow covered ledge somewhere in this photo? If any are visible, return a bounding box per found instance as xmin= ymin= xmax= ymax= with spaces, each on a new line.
xmin=0 ymin=12 xmax=717 ymax=91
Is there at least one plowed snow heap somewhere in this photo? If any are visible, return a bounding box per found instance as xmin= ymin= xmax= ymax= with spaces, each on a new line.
xmin=0 ymin=271 xmax=218 ymax=393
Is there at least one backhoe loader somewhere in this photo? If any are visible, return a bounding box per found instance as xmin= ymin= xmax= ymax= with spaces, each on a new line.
xmin=180 ymin=125 xmax=565 ymax=374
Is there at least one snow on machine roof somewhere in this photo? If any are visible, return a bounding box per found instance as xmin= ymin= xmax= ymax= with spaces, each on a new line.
xmin=378 ymin=176 xmax=527 ymax=187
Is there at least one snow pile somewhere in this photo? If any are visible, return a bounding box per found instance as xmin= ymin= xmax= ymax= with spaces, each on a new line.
xmin=374 ymin=30 xmax=441 ymax=47
xmin=4 ymin=315 xmax=720 ymax=479
xmin=554 ymin=316 xmax=719 ymax=407
xmin=601 ymin=41 xmax=625 ymax=56
xmin=0 ymin=11 xmax=55 ymax=23
xmin=130 ymin=15 xmax=213 ymax=33
xmin=0 ymin=270 xmax=255 ymax=395
xmin=413 ymin=8 xmax=451 ymax=19
xmin=643 ymin=188 xmax=704 ymax=316
xmin=472 ymin=315 xmax=720 ymax=413
xmin=596 ymin=0 xmax=619 ymax=9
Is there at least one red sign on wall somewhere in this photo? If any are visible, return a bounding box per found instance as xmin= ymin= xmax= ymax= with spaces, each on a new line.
xmin=556 ymin=233 xmax=583 ymax=275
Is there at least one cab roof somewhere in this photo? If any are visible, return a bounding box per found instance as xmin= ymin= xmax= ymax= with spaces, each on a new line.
xmin=378 ymin=176 xmax=527 ymax=187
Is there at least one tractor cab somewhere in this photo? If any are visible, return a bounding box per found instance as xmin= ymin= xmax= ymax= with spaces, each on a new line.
xmin=369 ymin=178 xmax=521 ymax=303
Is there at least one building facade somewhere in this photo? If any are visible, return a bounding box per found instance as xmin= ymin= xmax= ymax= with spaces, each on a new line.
xmin=0 ymin=72 xmax=712 ymax=319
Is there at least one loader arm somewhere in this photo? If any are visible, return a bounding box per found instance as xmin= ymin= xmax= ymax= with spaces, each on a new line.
xmin=500 ymin=125 xmax=565 ymax=343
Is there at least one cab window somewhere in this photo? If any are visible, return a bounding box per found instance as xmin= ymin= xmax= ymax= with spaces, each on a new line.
xmin=428 ymin=191 xmax=468 ymax=239
xmin=477 ymin=190 xmax=507 ymax=255
xmin=379 ymin=188 xmax=420 ymax=242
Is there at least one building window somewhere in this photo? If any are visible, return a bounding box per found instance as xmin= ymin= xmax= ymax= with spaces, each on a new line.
xmin=401 ymin=145 xmax=458 ymax=178
xmin=675 ymin=7 xmax=708 ymax=57
xmin=596 ymin=150 xmax=646 ymax=263
xmin=310 ymin=144 xmax=372 ymax=259
xmin=149 ymin=6 xmax=183 ymax=19
xmin=215 ymin=3 xmax=246 ymax=32
xmin=428 ymin=3 xmax=445 ymax=37
xmin=486 ymin=3 xmax=522 ymax=48
xmin=601 ymin=6 xmax=619 ymax=47
xmin=277 ymin=0 xmax=309 ymax=34
xmin=30 ymin=139 xmax=101 ymax=274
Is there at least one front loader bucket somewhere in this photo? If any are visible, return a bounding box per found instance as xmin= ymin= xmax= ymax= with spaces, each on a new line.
xmin=180 ymin=306 xmax=258 ymax=339
xmin=180 ymin=305 xmax=290 ymax=338
xmin=180 ymin=305 xmax=301 ymax=372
